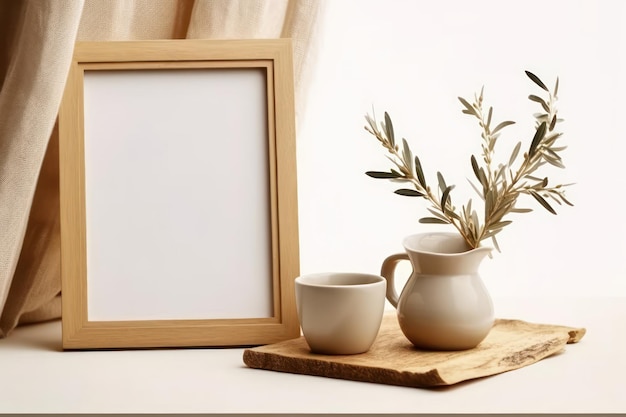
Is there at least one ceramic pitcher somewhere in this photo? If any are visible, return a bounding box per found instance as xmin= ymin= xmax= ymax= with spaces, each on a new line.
xmin=381 ymin=232 xmax=494 ymax=350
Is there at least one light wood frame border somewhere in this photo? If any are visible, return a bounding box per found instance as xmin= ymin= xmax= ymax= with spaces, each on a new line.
xmin=58 ymin=40 xmax=299 ymax=349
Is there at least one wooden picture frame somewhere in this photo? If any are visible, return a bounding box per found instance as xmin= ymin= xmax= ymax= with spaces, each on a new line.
xmin=58 ymin=40 xmax=300 ymax=349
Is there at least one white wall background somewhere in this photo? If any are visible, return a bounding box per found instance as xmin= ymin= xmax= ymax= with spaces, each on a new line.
xmin=297 ymin=0 xmax=626 ymax=298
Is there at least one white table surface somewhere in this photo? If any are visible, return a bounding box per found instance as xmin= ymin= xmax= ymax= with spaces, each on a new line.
xmin=0 ymin=296 xmax=624 ymax=414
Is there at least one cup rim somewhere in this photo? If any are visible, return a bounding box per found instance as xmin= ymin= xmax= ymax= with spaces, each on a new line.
xmin=295 ymin=272 xmax=385 ymax=288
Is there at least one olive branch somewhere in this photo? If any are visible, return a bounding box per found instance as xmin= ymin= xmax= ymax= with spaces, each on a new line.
xmin=364 ymin=71 xmax=573 ymax=250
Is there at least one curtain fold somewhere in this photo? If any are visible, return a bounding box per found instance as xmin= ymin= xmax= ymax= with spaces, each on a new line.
xmin=0 ymin=1 xmax=85 ymax=336
xmin=0 ymin=0 xmax=323 ymax=337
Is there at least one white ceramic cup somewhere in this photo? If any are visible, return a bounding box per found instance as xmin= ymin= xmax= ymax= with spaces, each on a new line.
xmin=295 ymin=272 xmax=387 ymax=355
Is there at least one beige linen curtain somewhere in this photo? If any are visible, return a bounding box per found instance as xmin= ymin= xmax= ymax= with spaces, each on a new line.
xmin=0 ymin=0 xmax=323 ymax=337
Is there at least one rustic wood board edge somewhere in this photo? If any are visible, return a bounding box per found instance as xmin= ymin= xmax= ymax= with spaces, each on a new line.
xmin=242 ymin=348 xmax=448 ymax=387
xmin=242 ymin=316 xmax=586 ymax=388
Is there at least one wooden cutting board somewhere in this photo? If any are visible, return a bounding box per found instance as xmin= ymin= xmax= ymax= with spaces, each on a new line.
xmin=243 ymin=313 xmax=585 ymax=387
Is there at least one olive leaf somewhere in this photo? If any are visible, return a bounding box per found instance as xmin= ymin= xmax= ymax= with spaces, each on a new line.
xmin=394 ymin=189 xmax=423 ymax=197
xmin=549 ymin=114 xmax=557 ymax=131
xmin=492 ymin=120 xmax=515 ymax=135
xmin=440 ymin=185 xmax=455 ymax=211
xmin=414 ymin=155 xmax=426 ymax=187
xmin=402 ymin=138 xmax=413 ymax=172
xmin=458 ymin=97 xmax=477 ymax=116
xmin=365 ymin=171 xmax=401 ymax=179
xmin=384 ymin=112 xmax=395 ymax=148
xmin=526 ymin=70 xmax=548 ymax=91
xmin=508 ymin=142 xmax=521 ymax=167
xmin=528 ymin=190 xmax=556 ymax=214
xmin=437 ymin=171 xmax=447 ymax=194
xmin=554 ymin=77 xmax=560 ymax=97
xmin=529 ymin=122 xmax=547 ymax=158
xmin=528 ymin=95 xmax=550 ymax=112
xmin=419 ymin=217 xmax=450 ymax=224
xmin=470 ymin=155 xmax=489 ymax=190
xmin=560 ymin=194 xmax=574 ymax=206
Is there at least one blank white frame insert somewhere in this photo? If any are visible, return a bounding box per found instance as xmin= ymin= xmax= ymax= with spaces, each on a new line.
xmin=83 ymin=68 xmax=272 ymax=321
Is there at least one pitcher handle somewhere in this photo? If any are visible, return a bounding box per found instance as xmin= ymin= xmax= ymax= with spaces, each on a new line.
xmin=380 ymin=253 xmax=409 ymax=308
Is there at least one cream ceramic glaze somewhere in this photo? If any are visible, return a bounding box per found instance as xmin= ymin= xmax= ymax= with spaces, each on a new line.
xmin=381 ymin=233 xmax=494 ymax=350
xmin=295 ymin=273 xmax=386 ymax=355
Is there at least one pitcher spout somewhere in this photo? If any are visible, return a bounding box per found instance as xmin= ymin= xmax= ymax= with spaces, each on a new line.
xmin=402 ymin=232 xmax=492 ymax=274
xmin=464 ymin=245 xmax=493 ymax=267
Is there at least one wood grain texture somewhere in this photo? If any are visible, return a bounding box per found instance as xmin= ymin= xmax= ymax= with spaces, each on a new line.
xmin=243 ymin=313 xmax=586 ymax=387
